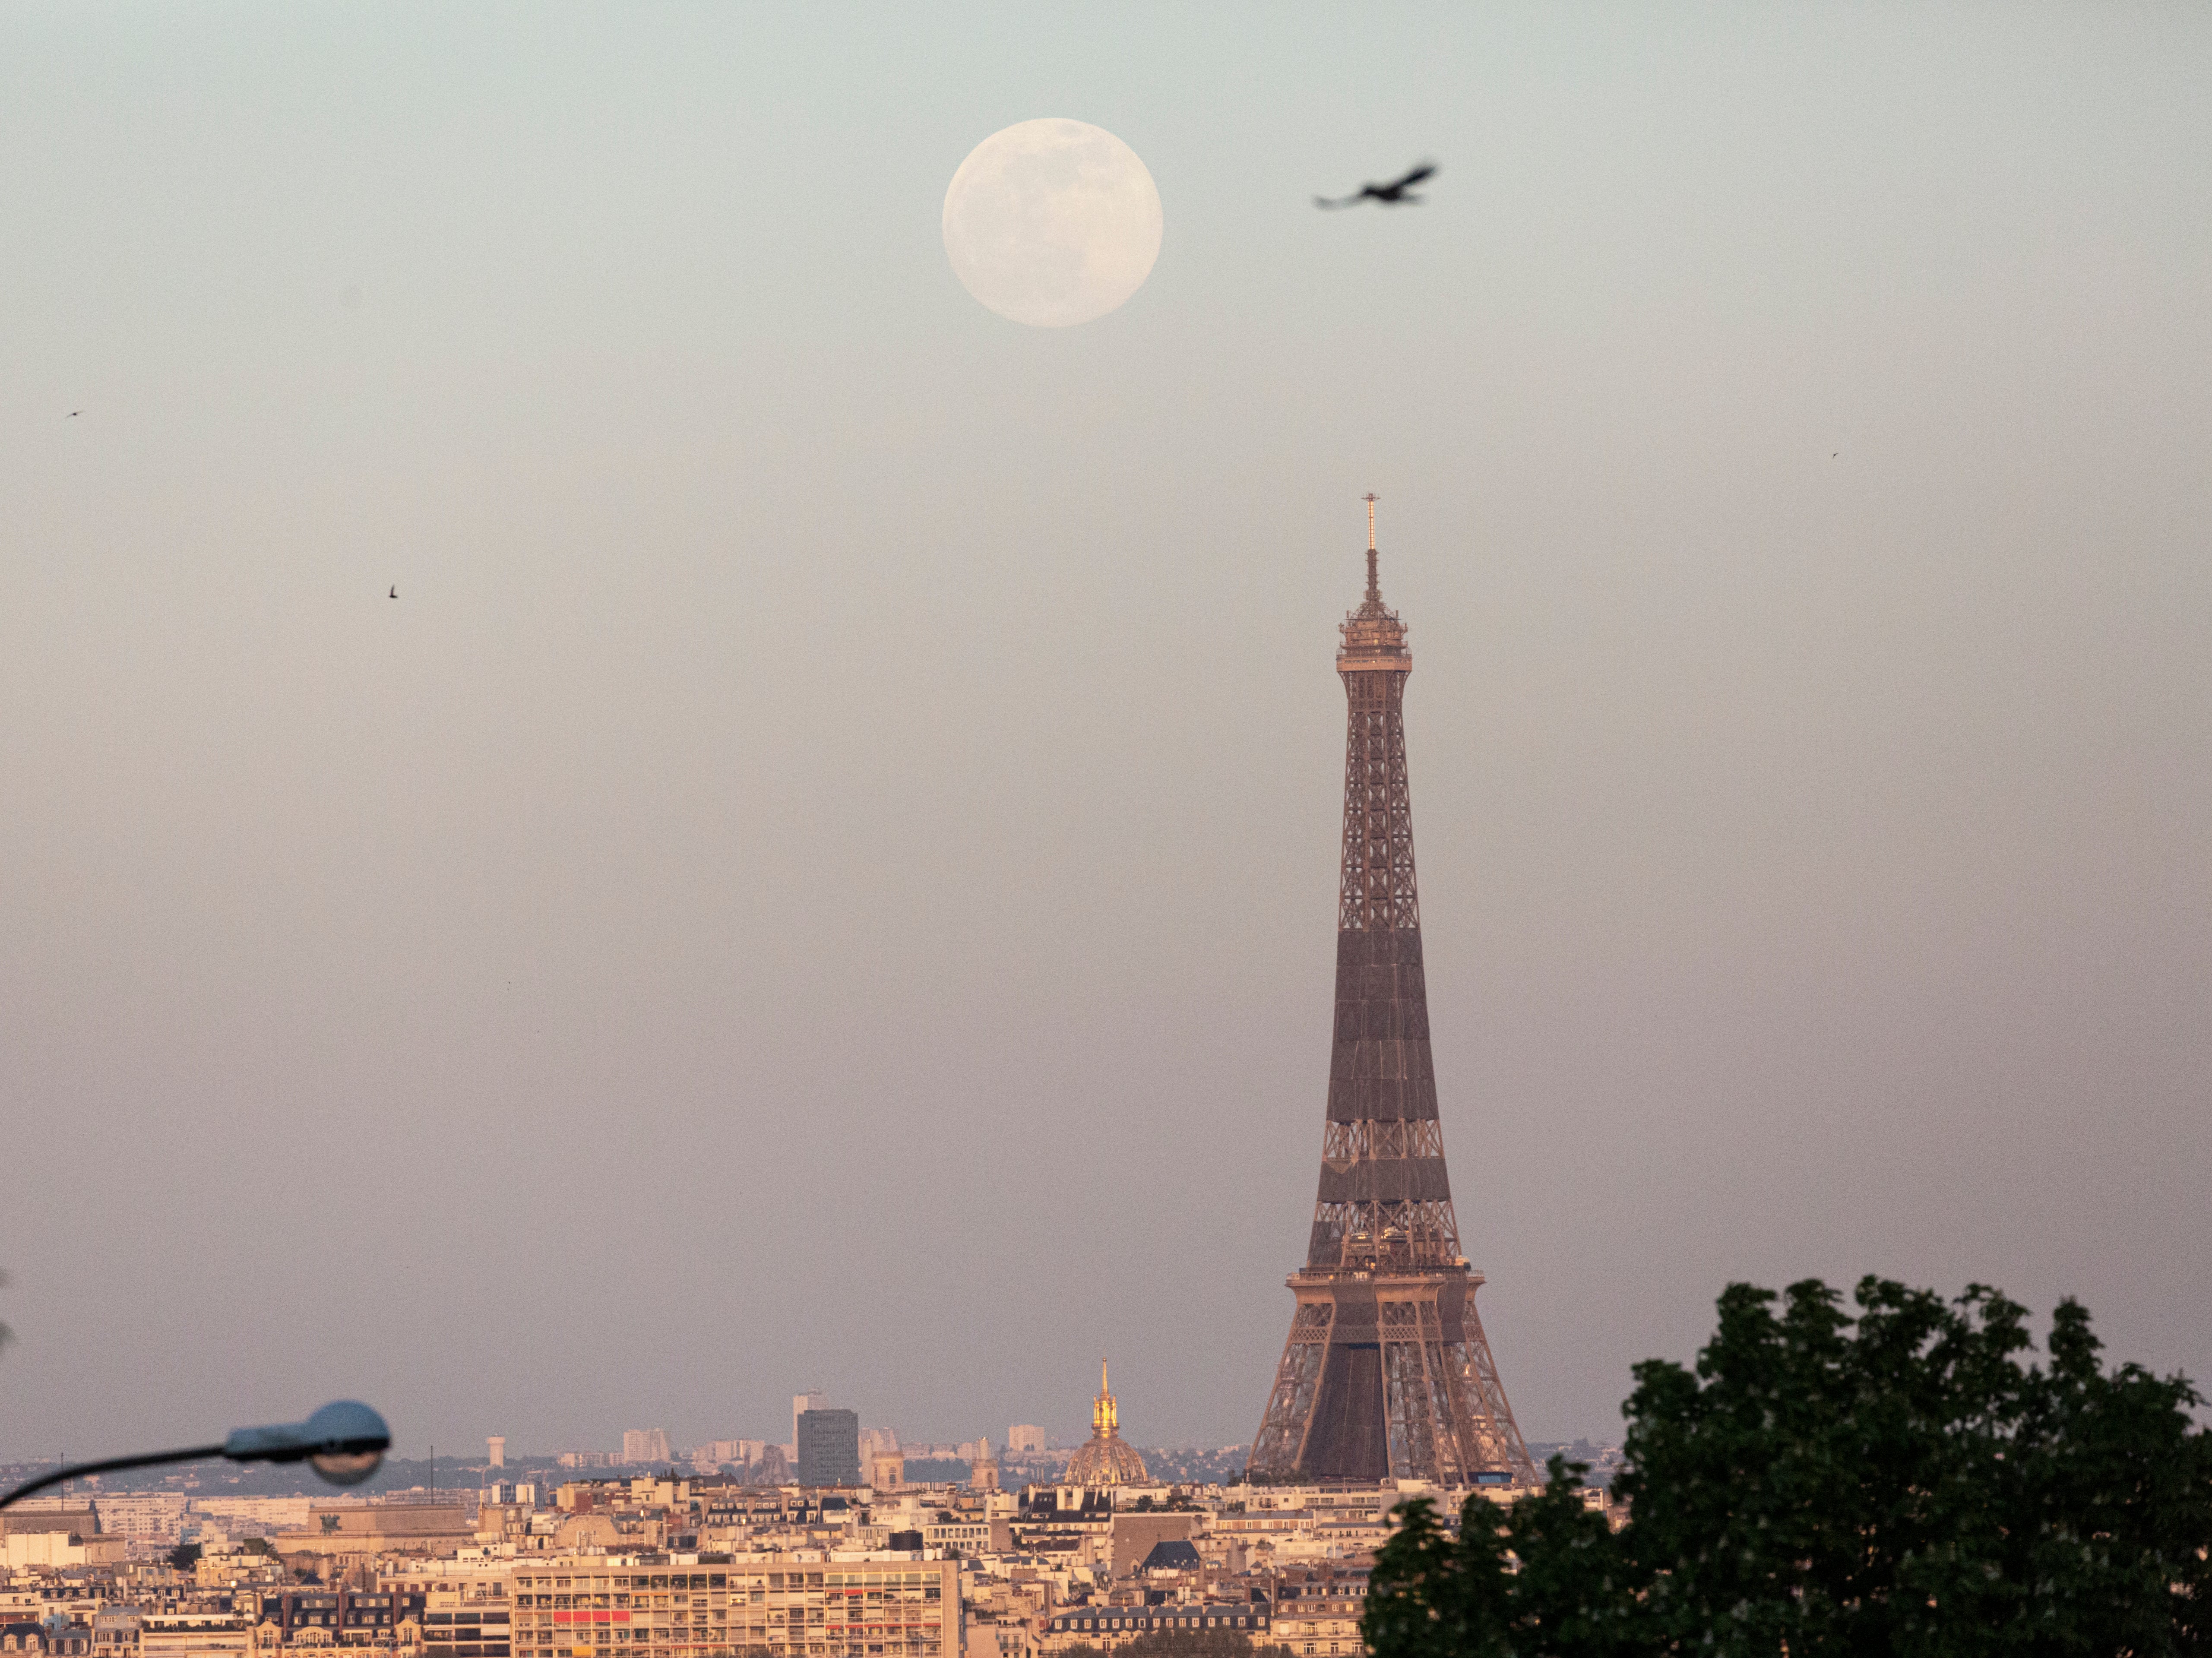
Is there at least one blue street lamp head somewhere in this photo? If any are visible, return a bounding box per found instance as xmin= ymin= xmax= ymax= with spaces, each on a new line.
xmin=223 ymin=1402 xmax=390 ymax=1487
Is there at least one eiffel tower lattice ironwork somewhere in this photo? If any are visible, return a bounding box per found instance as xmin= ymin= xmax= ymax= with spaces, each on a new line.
xmin=1247 ymin=496 xmax=1536 ymax=1487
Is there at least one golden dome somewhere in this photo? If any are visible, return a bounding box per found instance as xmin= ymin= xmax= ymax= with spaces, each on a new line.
xmin=1065 ymin=1359 xmax=1148 ymax=1487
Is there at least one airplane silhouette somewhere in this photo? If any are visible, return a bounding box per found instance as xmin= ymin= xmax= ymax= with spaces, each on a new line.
xmin=1316 ymin=162 xmax=1436 ymax=209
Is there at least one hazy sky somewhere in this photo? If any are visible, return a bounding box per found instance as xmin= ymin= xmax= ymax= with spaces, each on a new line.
xmin=4 ymin=4 xmax=2209 ymax=1467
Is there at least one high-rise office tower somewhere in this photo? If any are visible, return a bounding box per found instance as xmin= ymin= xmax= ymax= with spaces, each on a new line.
xmin=790 ymin=1392 xmax=826 ymax=1459
xmin=795 ymin=1408 xmax=860 ymax=1488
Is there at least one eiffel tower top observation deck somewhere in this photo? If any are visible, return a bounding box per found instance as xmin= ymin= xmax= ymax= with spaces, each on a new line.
xmin=1338 ymin=495 xmax=1411 ymax=663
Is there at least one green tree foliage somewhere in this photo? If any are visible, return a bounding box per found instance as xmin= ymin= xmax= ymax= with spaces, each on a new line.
xmin=168 ymin=1542 xmax=203 ymax=1573
xmin=1366 ymin=1278 xmax=2212 ymax=1658
xmin=1364 ymin=1460 xmax=1641 ymax=1658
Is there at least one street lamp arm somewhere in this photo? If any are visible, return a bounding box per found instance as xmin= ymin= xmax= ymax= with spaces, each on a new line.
xmin=0 ymin=1401 xmax=389 ymax=1514
xmin=0 ymin=1446 xmax=225 ymax=1512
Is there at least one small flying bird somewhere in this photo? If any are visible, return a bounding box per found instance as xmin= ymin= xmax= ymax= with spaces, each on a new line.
xmin=389 ymin=586 xmax=398 ymax=598
xmin=66 ymin=410 xmax=81 ymax=418
xmin=1316 ymin=162 xmax=1437 ymax=209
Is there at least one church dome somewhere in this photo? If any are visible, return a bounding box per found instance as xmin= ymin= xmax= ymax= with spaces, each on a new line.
xmin=1065 ymin=1360 xmax=1149 ymax=1487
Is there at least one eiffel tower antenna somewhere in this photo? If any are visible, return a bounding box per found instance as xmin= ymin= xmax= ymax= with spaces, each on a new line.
xmin=1363 ymin=493 xmax=1380 ymax=601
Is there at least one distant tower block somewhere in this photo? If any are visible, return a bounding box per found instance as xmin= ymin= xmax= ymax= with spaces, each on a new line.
xmin=1246 ymin=498 xmax=1536 ymax=1487
xmin=970 ymin=1436 xmax=1000 ymax=1492
xmin=791 ymin=1392 xmax=826 ymax=1459
xmin=1006 ymin=1425 xmax=1047 ymax=1455
xmin=797 ymin=1408 xmax=861 ymax=1488
xmin=487 ymin=1437 xmax=506 ymax=1469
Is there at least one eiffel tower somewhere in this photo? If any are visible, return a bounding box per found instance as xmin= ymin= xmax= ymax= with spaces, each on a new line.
xmin=1247 ymin=497 xmax=1536 ymax=1486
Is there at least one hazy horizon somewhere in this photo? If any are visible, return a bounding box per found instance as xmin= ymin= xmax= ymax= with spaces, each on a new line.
xmin=4 ymin=4 xmax=2209 ymax=1467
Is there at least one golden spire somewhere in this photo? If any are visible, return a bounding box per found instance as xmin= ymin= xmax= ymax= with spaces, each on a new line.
xmin=1092 ymin=1358 xmax=1117 ymax=1435
xmin=1068 ymin=1355 xmax=1146 ymax=1487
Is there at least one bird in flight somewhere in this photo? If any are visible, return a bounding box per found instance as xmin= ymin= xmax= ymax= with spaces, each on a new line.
xmin=389 ymin=586 xmax=398 ymax=599
xmin=66 ymin=410 xmax=81 ymax=418
xmin=1316 ymin=162 xmax=1436 ymax=209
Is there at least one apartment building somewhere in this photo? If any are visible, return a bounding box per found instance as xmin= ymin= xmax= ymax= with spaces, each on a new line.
xmin=191 ymin=1501 xmax=316 ymax=1538
xmin=1271 ymin=1566 xmax=1369 ymax=1658
xmin=245 ymin=1592 xmax=412 ymax=1645
xmin=1 ymin=1623 xmax=92 ymax=1658
xmin=272 ymin=1506 xmax=475 ymax=1559
xmin=79 ymin=1499 xmax=190 ymax=1545
xmin=90 ymin=1607 xmax=140 ymax=1658
xmin=1038 ymin=1604 xmax=1272 ymax=1655
xmin=621 ymin=1435 xmax=671 ymax=1469
xmin=138 ymin=1616 xmax=252 ymax=1658
xmin=509 ymin=1558 xmax=957 ymax=1658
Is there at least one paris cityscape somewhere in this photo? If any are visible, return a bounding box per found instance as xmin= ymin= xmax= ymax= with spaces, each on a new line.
xmin=4 ymin=535 xmax=1629 ymax=1656
xmin=6 ymin=6 xmax=2209 ymax=1655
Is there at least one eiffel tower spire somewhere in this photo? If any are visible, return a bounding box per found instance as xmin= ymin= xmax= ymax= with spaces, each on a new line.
xmin=1247 ymin=498 xmax=1534 ymax=1487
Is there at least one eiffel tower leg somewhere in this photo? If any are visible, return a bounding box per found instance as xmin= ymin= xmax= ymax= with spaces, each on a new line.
xmin=1249 ymin=1300 xmax=1332 ymax=1477
xmin=1414 ymin=1297 xmax=1475 ymax=1487
xmin=1453 ymin=1303 xmax=1537 ymax=1482
xmin=1381 ymin=1296 xmax=1453 ymax=1482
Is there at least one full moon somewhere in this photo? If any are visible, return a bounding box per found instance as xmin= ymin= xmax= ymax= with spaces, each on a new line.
xmin=942 ymin=119 xmax=1163 ymax=328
